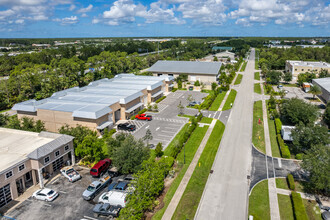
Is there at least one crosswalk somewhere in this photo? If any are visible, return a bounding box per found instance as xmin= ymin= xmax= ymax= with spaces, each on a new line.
xmin=153 ymin=117 xmax=188 ymax=124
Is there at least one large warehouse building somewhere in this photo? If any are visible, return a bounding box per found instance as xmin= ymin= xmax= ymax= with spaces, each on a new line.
xmin=312 ymin=77 xmax=330 ymax=103
xmin=13 ymin=74 xmax=174 ymax=134
xmin=148 ymin=60 xmax=222 ymax=83
xmin=285 ymin=60 xmax=330 ymax=79
xmin=0 ymin=128 xmax=74 ymax=208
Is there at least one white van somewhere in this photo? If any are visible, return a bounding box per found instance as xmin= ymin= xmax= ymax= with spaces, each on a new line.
xmin=98 ymin=191 xmax=127 ymax=207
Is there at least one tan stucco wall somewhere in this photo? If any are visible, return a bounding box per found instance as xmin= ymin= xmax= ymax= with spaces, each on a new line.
xmin=120 ymin=97 xmax=141 ymax=119
xmin=152 ymin=72 xmax=217 ymax=83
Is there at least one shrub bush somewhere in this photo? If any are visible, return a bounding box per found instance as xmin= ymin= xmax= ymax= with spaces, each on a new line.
xmin=275 ymin=118 xmax=282 ymax=134
xmin=194 ymin=80 xmax=200 ymax=86
xmin=130 ymin=115 xmax=136 ymax=120
xmin=155 ymin=96 xmax=166 ymax=103
xmin=287 ymin=174 xmax=295 ymax=190
xmin=138 ymin=108 xmax=147 ymax=114
xmin=172 ymin=88 xmax=178 ymax=92
xmin=295 ymin=153 xmax=303 ymax=160
xmin=291 ymin=192 xmax=308 ymax=220
xmin=277 ymin=134 xmax=291 ymax=158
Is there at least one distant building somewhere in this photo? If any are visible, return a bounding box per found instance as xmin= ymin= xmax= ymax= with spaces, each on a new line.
xmin=215 ymin=51 xmax=235 ymax=61
xmin=297 ymin=45 xmax=325 ymax=48
xmin=285 ymin=60 xmax=330 ymax=79
xmin=212 ymin=46 xmax=233 ymax=51
xmin=269 ymin=40 xmax=281 ymax=45
xmin=13 ymin=74 xmax=173 ymax=134
xmin=281 ymin=126 xmax=295 ymax=141
xmin=148 ymin=60 xmax=222 ymax=83
xmin=0 ymin=127 xmax=74 ymax=207
xmin=267 ymin=44 xmax=292 ymax=49
xmin=312 ymin=77 xmax=330 ymax=103
xmin=32 ymin=44 xmax=51 ymax=48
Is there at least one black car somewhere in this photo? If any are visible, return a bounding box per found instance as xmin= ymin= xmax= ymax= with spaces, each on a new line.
xmin=188 ymin=101 xmax=201 ymax=107
xmin=117 ymin=123 xmax=136 ymax=131
xmin=93 ymin=203 xmax=121 ymax=218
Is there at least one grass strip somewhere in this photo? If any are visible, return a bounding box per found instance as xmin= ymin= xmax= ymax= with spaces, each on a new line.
xmin=200 ymin=117 xmax=213 ymax=124
xmin=234 ymin=74 xmax=243 ymax=85
xmin=275 ymin=178 xmax=289 ymax=190
xmin=254 ymin=72 xmax=260 ymax=80
xmin=249 ymin=179 xmax=270 ymax=220
xmin=209 ymin=92 xmax=226 ymax=111
xmin=265 ymin=101 xmax=281 ymax=158
xmin=252 ymin=101 xmax=266 ymax=154
xmin=222 ymin=89 xmax=237 ymax=111
xmin=240 ymin=61 xmax=247 ymax=72
xmin=278 ymin=194 xmax=294 ymax=220
xmin=303 ymin=199 xmax=322 ymax=220
xmin=152 ymin=125 xmax=209 ymax=220
xmin=254 ymin=83 xmax=262 ymax=94
xmin=172 ymin=121 xmax=225 ymax=220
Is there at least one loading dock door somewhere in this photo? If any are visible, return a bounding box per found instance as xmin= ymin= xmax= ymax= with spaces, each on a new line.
xmin=0 ymin=184 xmax=12 ymax=208
xmin=52 ymin=157 xmax=64 ymax=172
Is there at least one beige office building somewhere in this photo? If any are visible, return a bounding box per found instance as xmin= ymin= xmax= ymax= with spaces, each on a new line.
xmin=285 ymin=60 xmax=330 ymax=79
xmin=0 ymin=128 xmax=74 ymax=208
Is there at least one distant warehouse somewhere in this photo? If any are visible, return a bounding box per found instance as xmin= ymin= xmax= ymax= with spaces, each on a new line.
xmin=148 ymin=60 xmax=222 ymax=83
xmin=285 ymin=60 xmax=330 ymax=80
xmin=12 ymin=74 xmax=174 ymax=134
xmin=312 ymin=77 xmax=330 ymax=103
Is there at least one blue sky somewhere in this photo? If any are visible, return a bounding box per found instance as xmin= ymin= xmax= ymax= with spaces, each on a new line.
xmin=0 ymin=0 xmax=329 ymax=38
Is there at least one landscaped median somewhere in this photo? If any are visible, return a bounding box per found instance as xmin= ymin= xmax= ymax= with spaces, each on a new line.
xmin=172 ymin=120 xmax=225 ymax=220
xmin=222 ymin=89 xmax=237 ymax=111
xmin=249 ymin=179 xmax=270 ymax=220
xmin=252 ymin=101 xmax=266 ymax=153
xmin=240 ymin=61 xmax=247 ymax=72
xmin=234 ymin=74 xmax=243 ymax=85
xmin=254 ymin=83 xmax=262 ymax=94
xmin=152 ymin=124 xmax=209 ymax=220
xmin=208 ymin=92 xmax=226 ymax=111
xmin=254 ymin=72 xmax=260 ymax=80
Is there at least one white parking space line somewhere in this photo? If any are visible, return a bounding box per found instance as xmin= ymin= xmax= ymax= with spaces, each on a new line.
xmin=157 ymin=134 xmax=173 ymax=138
xmin=145 ymin=125 xmax=150 ymax=129
xmin=217 ymin=111 xmax=222 ymax=120
xmin=278 ymin=158 xmax=282 ymax=168
xmin=44 ymin=204 xmax=52 ymax=207
xmin=59 ymin=191 xmax=67 ymax=194
xmin=83 ymin=216 xmax=98 ymax=220
xmin=156 ymin=127 xmax=160 ymax=131
xmin=164 ymin=126 xmax=181 ymax=130
xmin=154 ymin=138 xmax=170 ymax=141
xmin=160 ymin=130 xmax=176 ymax=134
xmin=208 ymin=114 xmax=211 ymax=117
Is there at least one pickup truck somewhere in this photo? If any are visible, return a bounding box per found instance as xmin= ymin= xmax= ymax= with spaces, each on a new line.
xmin=60 ymin=166 xmax=81 ymax=182
xmin=82 ymin=175 xmax=111 ymax=201
xmin=135 ymin=114 xmax=152 ymax=121
xmin=93 ymin=203 xmax=121 ymax=218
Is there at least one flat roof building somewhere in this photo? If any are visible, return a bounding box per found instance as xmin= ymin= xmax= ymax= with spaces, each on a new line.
xmin=312 ymin=77 xmax=330 ymax=103
xmin=0 ymin=128 xmax=74 ymax=208
xmin=13 ymin=74 xmax=174 ymax=134
xmin=285 ymin=60 xmax=330 ymax=80
xmin=148 ymin=60 xmax=222 ymax=83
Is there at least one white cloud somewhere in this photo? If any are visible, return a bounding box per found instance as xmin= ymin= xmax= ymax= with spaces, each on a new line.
xmin=15 ymin=19 xmax=24 ymax=24
xmin=69 ymin=4 xmax=76 ymax=11
xmin=53 ymin=15 xmax=78 ymax=25
xmin=81 ymin=13 xmax=88 ymax=17
xmin=77 ymin=4 xmax=93 ymax=14
xmin=0 ymin=9 xmax=15 ymax=20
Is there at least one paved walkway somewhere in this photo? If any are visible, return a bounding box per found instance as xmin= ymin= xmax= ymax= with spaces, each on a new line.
xmin=161 ymin=119 xmax=217 ymax=220
xmin=217 ymin=90 xmax=230 ymax=111
xmin=276 ymin=188 xmax=316 ymax=200
xmin=260 ymin=80 xmax=280 ymax=220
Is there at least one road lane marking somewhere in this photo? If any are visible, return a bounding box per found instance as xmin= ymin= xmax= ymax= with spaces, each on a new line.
xmin=156 ymin=127 xmax=160 ymax=131
xmin=83 ymin=216 xmax=98 ymax=220
xmin=208 ymin=114 xmax=211 ymax=117
xmin=145 ymin=125 xmax=150 ymax=129
xmin=157 ymin=134 xmax=173 ymax=138
xmin=278 ymin=158 xmax=282 ymax=168
xmin=44 ymin=204 xmax=52 ymax=207
xmin=160 ymin=130 xmax=176 ymax=134
xmin=59 ymin=191 xmax=67 ymax=194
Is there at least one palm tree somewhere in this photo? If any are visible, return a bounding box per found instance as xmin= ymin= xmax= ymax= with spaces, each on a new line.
xmin=310 ymin=85 xmax=322 ymax=100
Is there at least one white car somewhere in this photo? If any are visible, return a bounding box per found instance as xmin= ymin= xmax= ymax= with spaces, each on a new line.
xmin=32 ymin=188 xmax=58 ymax=202
xmin=98 ymin=191 xmax=127 ymax=207
xmin=60 ymin=166 xmax=81 ymax=182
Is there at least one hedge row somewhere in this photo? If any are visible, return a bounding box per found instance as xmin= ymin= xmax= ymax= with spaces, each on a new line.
xmin=277 ymin=134 xmax=291 ymax=158
xmin=155 ymin=96 xmax=166 ymax=103
xmin=291 ymin=192 xmax=308 ymax=220
xmin=275 ymin=118 xmax=282 ymax=134
xmin=172 ymin=88 xmax=178 ymax=92
xmin=287 ymin=174 xmax=295 ymax=190
xmin=201 ymin=92 xmax=217 ymax=110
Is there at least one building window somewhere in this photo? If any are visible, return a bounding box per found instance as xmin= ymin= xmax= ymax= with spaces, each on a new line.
xmin=55 ymin=150 xmax=60 ymax=157
xmin=295 ymin=69 xmax=297 ymax=71
xmin=44 ymin=156 xmax=50 ymax=164
xmin=302 ymin=69 xmax=304 ymax=71
xmin=5 ymin=171 xmax=13 ymax=179
xmin=18 ymin=164 xmax=25 ymax=172
xmin=64 ymin=145 xmax=69 ymax=151
xmin=308 ymin=69 xmax=310 ymax=71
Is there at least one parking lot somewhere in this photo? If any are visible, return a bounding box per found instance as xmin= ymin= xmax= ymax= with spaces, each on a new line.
xmin=273 ymin=86 xmax=319 ymax=103
xmin=117 ymin=90 xmax=208 ymax=149
xmin=6 ymin=167 xmax=126 ymax=220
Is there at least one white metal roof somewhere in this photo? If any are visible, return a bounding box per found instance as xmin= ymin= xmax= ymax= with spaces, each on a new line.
xmin=312 ymin=77 xmax=330 ymax=94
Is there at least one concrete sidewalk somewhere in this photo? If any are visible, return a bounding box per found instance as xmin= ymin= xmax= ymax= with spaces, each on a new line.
xmin=161 ymin=119 xmax=217 ymax=220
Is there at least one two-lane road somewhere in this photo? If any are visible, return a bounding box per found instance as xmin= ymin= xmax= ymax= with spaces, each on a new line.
xmin=195 ymin=49 xmax=255 ymax=220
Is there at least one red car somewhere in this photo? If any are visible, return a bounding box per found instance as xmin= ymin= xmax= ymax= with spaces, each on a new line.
xmin=90 ymin=158 xmax=111 ymax=177
xmin=135 ymin=114 xmax=152 ymax=121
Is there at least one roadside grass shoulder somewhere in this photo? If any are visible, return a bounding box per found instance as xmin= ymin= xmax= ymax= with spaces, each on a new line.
xmin=152 ymin=125 xmax=209 ymax=220
xmin=200 ymin=117 xmax=213 ymax=124
xmin=254 ymin=72 xmax=260 ymax=80
xmin=249 ymin=179 xmax=270 ymax=220
xmin=303 ymin=199 xmax=322 ymax=220
xmin=252 ymin=101 xmax=266 ymax=154
xmin=234 ymin=74 xmax=243 ymax=85
xmin=254 ymin=83 xmax=262 ymax=94
xmin=240 ymin=61 xmax=247 ymax=72
xmin=222 ymin=89 xmax=237 ymax=111
xmin=278 ymin=194 xmax=294 ymax=220
xmin=172 ymin=120 xmax=225 ymax=220
xmin=265 ymin=101 xmax=281 ymax=158
xmin=209 ymin=92 xmax=226 ymax=111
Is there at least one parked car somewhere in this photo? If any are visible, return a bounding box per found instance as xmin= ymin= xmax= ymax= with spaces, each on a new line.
xmin=82 ymin=175 xmax=112 ymax=200
xmin=189 ymin=86 xmax=193 ymax=91
xmin=322 ymin=211 xmax=330 ymax=220
xmin=90 ymin=158 xmax=112 ymax=177
xmin=60 ymin=166 xmax=81 ymax=182
xmin=108 ymin=181 xmax=129 ymax=191
xmin=135 ymin=114 xmax=152 ymax=121
xmin=93 ymin=203 xmax=121 ymax=218
xmin=117 ymin=123 xmax=136 ymax=131
xmin=108 ymin=167 xmax=121 ymax=178
xmin=98 ymin=191 xmax=127 ymax=207
xmin=188 ymin=101 xmax=201 ymax=107
xmin=32 ymin=188 xmax=58 ymax=202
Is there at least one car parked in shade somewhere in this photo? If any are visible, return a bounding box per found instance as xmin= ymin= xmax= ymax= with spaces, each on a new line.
xmin=135 ymin=114 xmax=152 ymax=121
xmin=117 ymin=123 xmax=136 ymax=131
xmin=188 ymin=101 xmax=201 ymax=107
xmin=32 ymin=188 xmax=58 ymax=202
xmin=90 ymin=158 xmax=112 ymax=177
xmin=60 ymin=166 xmax=81 ymax=182
xmin=93 ymin=203 xmax=121 ymax=218
xmin=108 ymin=181 xmax=129 ymax=192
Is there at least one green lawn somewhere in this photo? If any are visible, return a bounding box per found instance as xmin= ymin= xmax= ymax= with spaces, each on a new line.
xmin=249 ymin=180 xmax=270 ymax=220
xmin=209 ymin=92 xmax=226 ymax=111
xmin=254 ymin=72 xmax=260 ymax=80
xmin=276 ymin=178 xmax=289 ymax=190
xmin=265 ymin=103 xmax=281 ymax=158
xmin=240 ymin=61 xmax=247 ymax=72
xmin=278 ymin=194 xmax=294 ymax=220
xmin=172 ymin=121 xmax=225 ymax=220
xmin=252 ymin=101 xmax=266 ymax=153
xmin=222 ymin=89 xmax=237 ymax=111
xmin=282 ymin=83 xmax=298 ymax=87
xmin=234 ymin=74 xmax=243 ymax=85
xmin=254 ymin=83 xmax=262 ymax=94
xmin=0 ymin=109 xmax=10 ymax=113
xmin=200 ymin=117 xmax=213 ymax=124
xmin=303 ymin=199 xmax=322 ymax=220
xmin=152 ymin=125 xmax=209 ymax=220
